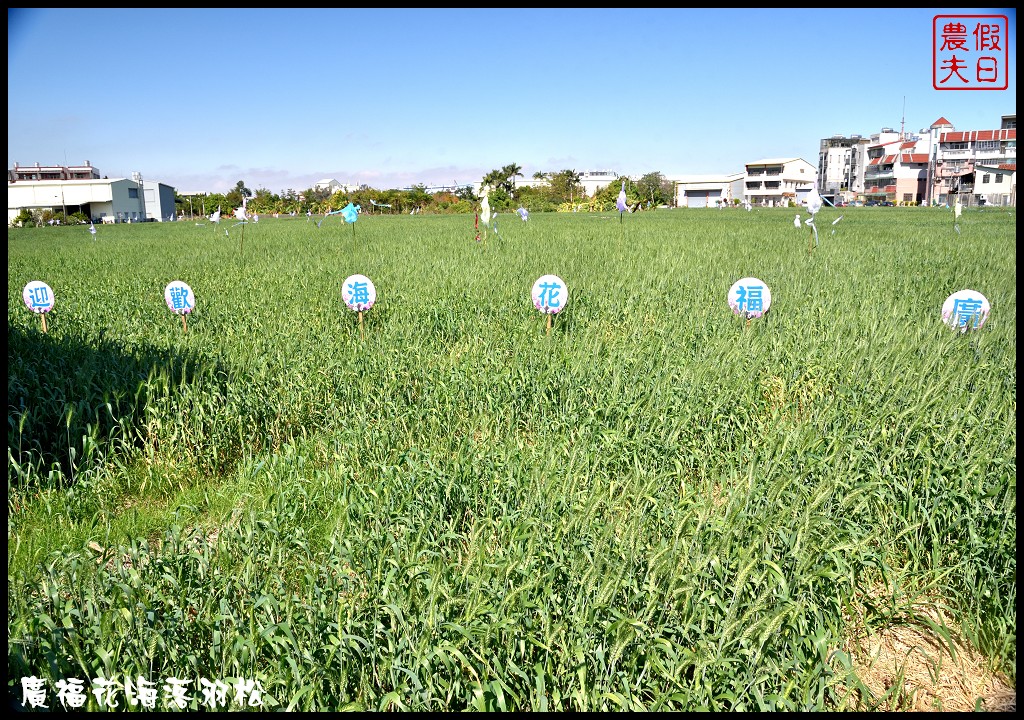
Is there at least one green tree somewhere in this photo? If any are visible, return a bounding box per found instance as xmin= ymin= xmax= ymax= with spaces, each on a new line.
xmin=594 ymin=176 xmax=630 ymax=206
xmin=406 ymin=184 xmax=431 ymax=210
xmin=636 ymin=171 xmax=673 ymax=207
xmin=547 ymin=169 xmax=583 ymax=204
xmin=481 ymin=168 xmax=505 ymax=191
xmin=500 ymin=163 xmax=523 ymax=194
xmin=248 ymin=188 xmax=275 ymax=215
xmin=205 ymin=193 xmax=227 ymax=217
xmin=481 ymin=164 xmax=524 ymax=196
xmin=485 ymin=186 xmax=512 ymax=211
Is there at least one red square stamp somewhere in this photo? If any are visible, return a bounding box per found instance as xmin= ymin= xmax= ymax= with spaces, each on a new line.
xmin=933 ymin=14 xmax=1009 ymax=90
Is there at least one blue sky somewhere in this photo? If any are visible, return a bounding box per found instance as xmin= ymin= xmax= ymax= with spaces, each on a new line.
xmin=8 ymin=8 xmax=1016 ymax=195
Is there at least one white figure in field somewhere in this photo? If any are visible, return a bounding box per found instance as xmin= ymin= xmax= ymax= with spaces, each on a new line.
xmin=480 ymin=185 xmax=492 ymax=226
xmin=478 ymin=184 xmax=493 ymax=241
xmin=794 ymin=214 xmax=801 ymax=228
xmin=805 ymin=187 xmax=823 ymax=217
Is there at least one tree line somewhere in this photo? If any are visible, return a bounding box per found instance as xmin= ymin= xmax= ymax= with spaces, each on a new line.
xmin=176 ymin=166 xmax=676 ymax=218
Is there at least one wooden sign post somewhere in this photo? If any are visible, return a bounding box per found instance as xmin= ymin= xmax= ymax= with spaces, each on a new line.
xmin=343 ymin=274 xmax=376 ymax=340
xmin=23 ymin=280 xmax=56 ymax=333
xmin=728 ymin=277 xmax=772 ymax=324
xmin=164 ymin=280 xmax=195 ymax=333
xmin=532 ymin=274 xmax=569 ymax=335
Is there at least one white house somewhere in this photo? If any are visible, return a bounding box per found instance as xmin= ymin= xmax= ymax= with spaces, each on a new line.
xmin=314 ymin=178 xmax=359 ymax=195
xmin=974 ymin=164 xmax=1016 ymax=206
xmin=744 ymin=158 xmax=817 ymax=207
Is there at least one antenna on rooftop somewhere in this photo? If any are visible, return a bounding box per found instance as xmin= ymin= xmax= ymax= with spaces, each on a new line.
xmin=900 ymin=96 xmax=906 ymax=140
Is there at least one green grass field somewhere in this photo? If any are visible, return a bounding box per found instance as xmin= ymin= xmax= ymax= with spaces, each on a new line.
xmin=7 ymin=206 xmax=1016 ymax=710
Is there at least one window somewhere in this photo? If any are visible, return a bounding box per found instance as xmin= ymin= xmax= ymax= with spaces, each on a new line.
xmin=982 ymin=175 xmax=990 ymax=184
xmin=128 ymin=188 xmax=139 ymax=198
xmin=903 ymin=193 xmax=913 ymax=202
xmin=995 ymin=174 xmax=1003 ymax=183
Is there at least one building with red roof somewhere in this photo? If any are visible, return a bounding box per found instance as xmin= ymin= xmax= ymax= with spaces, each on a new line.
xmin=817 ymin=114 xmax=1015 ymax=206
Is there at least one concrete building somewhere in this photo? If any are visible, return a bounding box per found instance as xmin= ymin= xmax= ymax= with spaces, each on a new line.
xmin=931 ymin=116 xmax=1016 ymax=206
xmin=816 ymin=134 xmax=871 ymax=203
xmin=672 ymin=173 xmax=745 ymax=208
xmin=821 ymin=115 xmax=1015 ymax=206
xmin=744 ymin=158 xmax=817 ymax=207
xmin=973 ymin=164 xmax=1016 ymax=206
xmin=10 ymin=160 xmax=103 ymax=182
xmin=8 ymin=162 xmax=178 ymax=224
xmin=143 ymin=180 xmax=178 ymax=221
xmin=576 ymin=170 xmax=621 ymax=198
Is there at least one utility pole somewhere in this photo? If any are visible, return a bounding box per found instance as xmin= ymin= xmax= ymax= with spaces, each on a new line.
xmin=900 ymin=96 xmax=906 ymax=140
xmin=132 ymin=171 xmax=145 ymax=220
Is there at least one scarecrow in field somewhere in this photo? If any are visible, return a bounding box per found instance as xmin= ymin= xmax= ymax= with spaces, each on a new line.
xmin=477 ymin=184 xmax=494 ymax=243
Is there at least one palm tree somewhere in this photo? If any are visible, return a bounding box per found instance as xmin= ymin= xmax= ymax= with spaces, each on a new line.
xmin=568 ymin=169 xmax=582 ymax=203
xmin=501 ymin=163 xmax=523 ymax=194
xmin=482 ymin=168 xmax=505 ymax=189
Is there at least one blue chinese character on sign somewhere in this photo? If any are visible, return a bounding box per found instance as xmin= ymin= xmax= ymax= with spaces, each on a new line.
xmin=28 ymin=286 xmax=50 ymax=309
xmin=169 ymin=286 xmax=191 ymax=311
xmin=951 ymin=297 xmax=983 ymax=328
xmin=537 ymin=281 xmax=561 ymax=309
xmin=735 ymin=285 xmax=763 ymax=313
xmin=347 ymin=281 xmax=369 ymax=307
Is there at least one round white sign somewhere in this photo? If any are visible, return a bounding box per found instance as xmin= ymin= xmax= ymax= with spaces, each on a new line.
xmin=531 ymin=274 xmax=568 ymax=314
xmin=164 ymin=280 xmax=195 ymax=315
xmin=23 ymin=281 xmax=56 ymax=314
xmin=941 ymin=289 xmax=990 ymax=332
xmin=342 ymin=274 xmax=376 ymax=311
xmin=728 ymin=277 xmax=772 ymax=319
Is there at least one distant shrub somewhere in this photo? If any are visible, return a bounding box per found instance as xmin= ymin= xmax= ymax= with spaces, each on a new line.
xmin=12 ymin=208 xmax=35 ymax=227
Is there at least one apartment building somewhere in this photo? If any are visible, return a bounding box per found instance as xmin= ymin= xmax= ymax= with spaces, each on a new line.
xmin=932 ymin=114 xmax=1016 ymax=206
xmin=819 ymin=114 xmax=1015 ymax=206
xmin=816 ymin=134 xmax=871 ymax=202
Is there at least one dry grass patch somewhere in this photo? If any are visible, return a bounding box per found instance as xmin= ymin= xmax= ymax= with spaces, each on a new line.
xmin=839 ymin=599 xmax=1015 ymax=711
